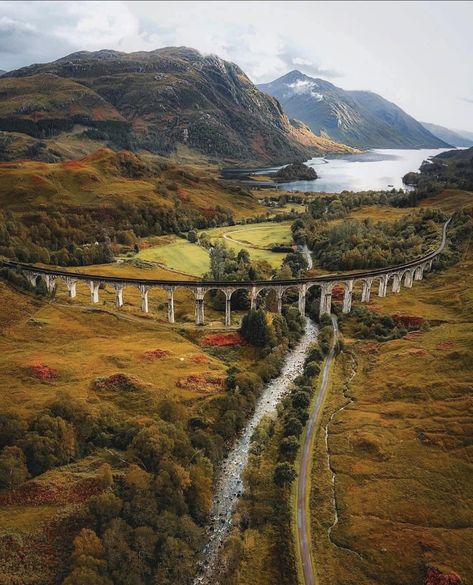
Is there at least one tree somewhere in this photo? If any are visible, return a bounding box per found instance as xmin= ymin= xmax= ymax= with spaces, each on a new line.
xmin=273 ymin=462 xmax=297 ymax=487
xmin=0 ymin=446 xmax=29 ymax=489
xmin=292 ymin=391 xmax=310 ymax=410
xmin=187 ymin=230 xmax=197 ymax=243
xmin=89 ymin=492 xmax=123 ymax=529
xmin=280 ymin=436 xmax=300 ymax=457
xmin=304 ymin=361 xmax=321 ymax=378
xmin=283 ymin=417 xmax=303 ymax=438
xmin=0 ymin=413 xmax=26 ymax=449
xmin=240 ymin=309 xmax=271 ymax=347
xmin=154 ymin=536 xmax=195 ymax=585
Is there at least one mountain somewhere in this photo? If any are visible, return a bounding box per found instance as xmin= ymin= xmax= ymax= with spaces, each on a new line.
xmin=0 ymin=70 xmax=5 ymax=76
xmin=421 ymin=122 xmax=473 ymax=147
xmin=258 ymin=70 xmax=449 ymax=149
xmin=0 ymin=48 xmax=355 ymax=164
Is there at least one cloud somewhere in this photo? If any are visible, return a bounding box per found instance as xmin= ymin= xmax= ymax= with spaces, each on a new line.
xmin=0 ymin=1 xmax=472 ymax=131
xmin=279 ymin=46 xmax=341 ymax=79
xmin=461 ymin=97 xmax=473 ymax=104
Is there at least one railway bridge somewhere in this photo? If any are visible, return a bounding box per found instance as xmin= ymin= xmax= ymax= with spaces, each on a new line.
xmin=0 ymin=220 xmax=450 ymax=326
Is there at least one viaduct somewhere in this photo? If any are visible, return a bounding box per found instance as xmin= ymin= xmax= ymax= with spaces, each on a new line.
xmin=0 ymin=220 xmax=450 ymax=326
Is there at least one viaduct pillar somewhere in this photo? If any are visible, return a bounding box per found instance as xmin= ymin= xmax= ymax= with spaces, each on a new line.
xmin=342 ymin=280 xmax=353 ymax=314
xmin=361 ymin=279 xmax=372 ymax=303
xmin=404 ymin=271 xmax=413 ymax=288
xmin=275 ymin=286 xmax=284 ymax=314
xmin=414 ymin=266 xmax=424 ymax=281
xmin=45 ymin=274 xmax=56 ymax=294
xmin=319 ymin=282 xmax=332 ymax=318
xmin=90 ymin=281 xmax=100 ymax=304
xmin=139 ymin=285 xmax=150 ymax=313
xmin=378 ymin=275 xmax=388 ymax=297
xmin=25 ymin=272 xmax=38 ymax=288
xmin=223 ymin=288 xmax=234 ymax=327
xmin=194 ymin=287 xmax=205 ymax=326
xmin=250 ymin=286 xmax=258 ymax=310
xmin=65 ymin=277 xmax=77 ymax=298
xmin=392 ymin=273 xmax=401 ymax=293
xmin=113 ymin=283 xmax=124 ymax=308
xmin=165 ymin=286 xmax=175 ymax=323
xmin=298 ymin=284 xmax=307 ymax=316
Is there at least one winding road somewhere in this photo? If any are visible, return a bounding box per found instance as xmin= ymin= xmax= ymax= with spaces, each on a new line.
xmin=296 ymin=314 xmax=339 ymax=585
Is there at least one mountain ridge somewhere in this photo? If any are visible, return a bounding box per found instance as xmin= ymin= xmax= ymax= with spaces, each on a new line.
xmin=421 ymin=121 xmax=473 ymax=147
xmin=0 ymin=48 xmax=355 ymax=164
xmin=258 ymin=70 xmax=449 ymax=149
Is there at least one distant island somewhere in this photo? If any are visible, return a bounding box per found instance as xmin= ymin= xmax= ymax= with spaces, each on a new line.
xmin=274 ymin=162 xmax=318 ymax=182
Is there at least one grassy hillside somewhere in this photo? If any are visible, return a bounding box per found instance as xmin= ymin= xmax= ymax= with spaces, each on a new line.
xmin=309 ymin=188 xmax=473 ymax=585
xmin=0 ymin=148 xmax=269 ymax=267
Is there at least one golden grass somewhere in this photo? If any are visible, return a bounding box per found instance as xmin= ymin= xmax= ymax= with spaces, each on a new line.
xmin=0 ymin=284 xmax=231 ymax=418
xmin=348 ymin=205 xmax=417 ymax=222
xmin=420 ymin=189 xmax=473 ymax=213
xmin=310 ymin=250 xmax=473 ymax=585
xmin=0 ymin=148 xmax=264 ymax=219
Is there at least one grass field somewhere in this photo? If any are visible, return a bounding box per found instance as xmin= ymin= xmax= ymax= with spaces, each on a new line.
xmin=136 ymin=238 xmax=211 ymax=276
xmin=135 ymin=221 xmax=294 ymax=275
xmin=420 ymin=188 xmax=473 ymax=212
xmin=310 ymin=247 xmax=473 ymax=585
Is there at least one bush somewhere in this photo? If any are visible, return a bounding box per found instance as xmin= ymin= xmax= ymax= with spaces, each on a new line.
xmin=0 ymin=445 xmax=29 ymax=489
xmin=273 ymin=462 xmax=297 ymax=487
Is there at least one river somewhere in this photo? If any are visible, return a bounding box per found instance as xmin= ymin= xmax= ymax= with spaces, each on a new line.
xmin=252 ymin=148 xmax=451 ymax=193
xmin=194 ymin=319 xmax=318 ymax=584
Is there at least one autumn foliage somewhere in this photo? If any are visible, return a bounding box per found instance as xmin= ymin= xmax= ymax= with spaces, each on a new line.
xmin=28 ymin=363 xmax=58 ymax=380
xmin=202 ymin=333 xmax=243 ymax=347
xmin=424 ymin=567 xmax=462 ymax=585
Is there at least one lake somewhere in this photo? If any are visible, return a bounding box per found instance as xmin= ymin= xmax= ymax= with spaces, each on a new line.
xmin=273 ymin=148 xmax=451 ymax=193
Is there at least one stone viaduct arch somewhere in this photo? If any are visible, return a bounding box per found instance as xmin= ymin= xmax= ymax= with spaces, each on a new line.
xmin=1 ymin=220 xmax=450 ymax=327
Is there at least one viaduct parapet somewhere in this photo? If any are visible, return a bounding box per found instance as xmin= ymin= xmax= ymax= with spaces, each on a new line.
xmin=0 ymin=220 xmax=450 ymax=326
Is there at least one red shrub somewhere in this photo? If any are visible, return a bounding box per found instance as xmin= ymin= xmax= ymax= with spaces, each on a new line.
xmin=28 ymin=363 xmax=58 ymax=380
xmin=331 ymin=285 xmax=344 ymax=301
xmin=393 ymin=314 xmax=425 ymax=329
xmin=177 ymin=373 xmax=225 ymax=392
xmin=202 ymin=333 xmax=243 ymax=347
xmin=62 ymin=160 xmax=84 ymax=169
xmin=425 ymin=567 xmax=462 ymax=585
xmin=190 ymin=353 xmax=211 ymax=364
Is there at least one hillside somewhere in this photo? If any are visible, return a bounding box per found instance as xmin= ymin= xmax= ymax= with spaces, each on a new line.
xmin=0 ymin=48 xmax=355 ymax=164
xmin=0 ymin=148 xmax=266 ymax=265
xmin=421 ymin=122 xmax=473 ymax=147
xmin=403 ymin=146 xmax=473 ymax=192
xmin=258 ymin=70 xmax=449 ymax=149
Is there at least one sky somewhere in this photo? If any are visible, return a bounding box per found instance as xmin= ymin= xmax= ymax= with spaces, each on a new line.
xmin=0 ymin=0 xmax=472 ymax=132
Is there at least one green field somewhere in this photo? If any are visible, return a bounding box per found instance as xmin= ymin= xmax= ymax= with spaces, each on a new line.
xmin=136 ymin=221 xmax=294 ymax=275
xmin=137 ymin=238 xmax=210 ymax=276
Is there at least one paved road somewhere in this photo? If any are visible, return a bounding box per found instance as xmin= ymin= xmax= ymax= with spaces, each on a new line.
xmin=296 ymin=314 xmax=339 ymax=585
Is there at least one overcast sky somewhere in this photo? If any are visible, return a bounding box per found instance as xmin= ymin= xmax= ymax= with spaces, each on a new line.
xmin=1 ymin=1 xmax=472 ymax=132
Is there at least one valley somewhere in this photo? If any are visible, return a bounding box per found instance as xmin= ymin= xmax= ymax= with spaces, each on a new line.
xmin=0 ymin=26 xmax=472 ymax=585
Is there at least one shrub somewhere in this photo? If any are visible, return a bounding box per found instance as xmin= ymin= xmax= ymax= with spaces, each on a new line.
xmin=0 ymin=445 xmax=29 ymax=489
xmin=273 ymin=462 xmax=297 ymax=487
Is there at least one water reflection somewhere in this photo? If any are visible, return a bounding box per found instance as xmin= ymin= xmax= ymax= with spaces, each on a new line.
xmin=276 ymin=148 xmax=451 ymax=193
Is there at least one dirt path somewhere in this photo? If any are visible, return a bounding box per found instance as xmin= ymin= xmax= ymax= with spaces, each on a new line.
xmin=296 ymin=314 xmax=338 ymax=585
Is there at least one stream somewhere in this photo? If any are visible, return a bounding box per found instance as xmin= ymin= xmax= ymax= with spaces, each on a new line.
xmin=194 ymin=318 xmax=318 ymax=584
